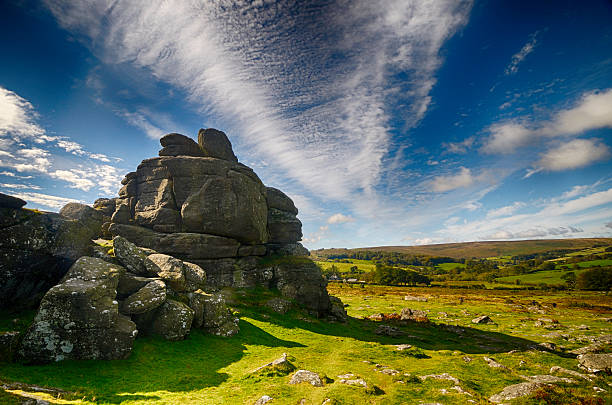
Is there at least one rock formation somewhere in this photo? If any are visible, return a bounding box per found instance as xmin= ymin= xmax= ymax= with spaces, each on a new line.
xmin=107 ymin=128 xmax=330 ymax=315
xmin=0 ymin=194 xmax=102 ymax=309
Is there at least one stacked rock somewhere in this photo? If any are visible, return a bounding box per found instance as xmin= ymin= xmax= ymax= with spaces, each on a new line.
xmin=19 ymin=236 xmax=238 ymax=363
xmin=106 ymin=128 xmax=330 ymax=315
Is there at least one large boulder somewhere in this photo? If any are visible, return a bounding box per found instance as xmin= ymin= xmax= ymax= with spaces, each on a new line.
xmin=18 ymin=257 xmax=137 ymax=363
xmin=186 ymin=291 xmax=239 ymax=336
xmin=0 ymin=192 xmax=26 ymax=209
xmin=198 ymin=128 xmax=238 ymax=162
xmin=0 ymin=202 xmax=98 ymax=309
xmin=267 ymin=208 xmax=302 ymax=243
xmin=59 ymin=203 xmax=104 ymax=239
xmin=145 ymin=253 xmax=187 ymax=291
xmin=113 ymin=236 xmax=151 ymax=276
xmin=159 ymin=133 xmax=205 ymax=157
xmin=120 ymin=280 xmax=167 ymax=315
xmin=133 ymin=299 xmax=194 ymax=341
xmin=266 ymin=187 xmax=298 ymax=215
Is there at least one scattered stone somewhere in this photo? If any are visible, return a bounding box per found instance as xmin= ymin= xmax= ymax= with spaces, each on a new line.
xmin=265 ymin=298 xmax=292 ymax=314
xmin=368 ymin=313 xmax=384 ymax=321
xmin=395 ymin=344 xmax=412 ymax=351
xmin=400 ymin=308 xmax=428 ymax=322
xmin=289 ymin=370 xmax=324 ymax=387
xmin=379 ymin=368 xmax=400 ymax=376
xmin=521 ymin=375 xmax=576 ymax=384
xmin=571 ymin=342 xmax=607 ymax=355
xmin=483 ymin=356 xmax=509 ymax=370
xmin=577 ymin=324 xmax=590 ymax=330
xmin=338 ymin=378 xmax=368 ymax=388
xmin=577 ymin=353 xmax=612 ymax=373
xmin=420 ymin=373 xmax=460 ymax=385
xmin=462 ymin=356 xmax=472 ymax=363
xmin=404 ymin=295 xmax=427 ymax=302
xmin=252 ymin=353 xmax=296 ymax=376
xmin=254 ymin=395 xmax=273 ymax=405
xmin=593 ymin=386 xmax=607 ymax=393
xmin=489 ymin=382 xmax=542 ymax=403
xmin=472 ymin=315 xmax=494 ymax=324
xmin=550 ymin=366 xmax=593 ymax=381
xmin=537 ymin=342 xmax=556 ymax=351
xmin=375 ymin=325 xmax=404 ymax=337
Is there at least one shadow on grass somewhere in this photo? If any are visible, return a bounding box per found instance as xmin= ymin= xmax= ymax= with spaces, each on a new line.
xmin=0 ymin=320 xmax=304 ymax=403
xmin=243 ymin=307 xmax=544 ymax=355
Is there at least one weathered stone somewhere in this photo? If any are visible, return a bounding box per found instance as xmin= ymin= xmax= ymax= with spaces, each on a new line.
xmin=254 ymin=395 xmax=273 ymax=405
xmin=116 ymin=273 xmax=157 ymax=299
xmin=120 ymin=280 xmax=167 ymax=315
xmin=400 ymin=308 xmax=429 ymax=322
xmin=113 ymin=236 xmax=151 ymax=276
xmin=93 ymin=198 xmax=116 ymax=217
xmin=184 ymin=261 xmax=206 ymax=292
xmin=181 ymin=172 xmax=268 ymax=244
xmin=419 ymin=373 xmax=460 ymax=384
xmin=252 ymin=353 xmax=296 ymax=375
xmin=265 ymin=298 xmax=292 ymax=314
xmin=111 ymin=199 xmax=132 ymax=224
xmin=329 ymin=296 xmax=348 ymax=322
xmin=0 ymin=192 xmax=26 ymax=209
xmin=521 ymin=375 xmax=576 ymax=384
xmin=145 ymin=254 xmax=187 ymax=291
xmin=489 ymin=382 xmax=542 ymax=403
xmin=267 ymin=208 xmax=302 ymax=243
xmin=550 ymin=366 xmax=593 ymax=381
xmin=0 ymin=208 xmax=97 ymax=309
xmin=18 ymin=257 xmax=137 ymax=363
xmin=266 ymin=187 xmax=298 ymax=215
xmin=197 ymin=292 xmax=239 ymax=337
xmin=289 ymin=370 xmax=324 ymax=387
xmin=159 ymin=133 xmax=205 ymax=157
xmin=483 ymin=356 xmax=509 ymax=370
xmin=110 ymin=223 xmax=240 ymax=260
xmin=578 ymin=353 xmax=612 ymax=373
xmin=237 ymin=244 xmax=267 ymax=257
xmin=265 ymin=243 xmax=309 ymax=257
xmin=134 ymin=299 xmax=194 ymax=341
xmin=472 ymin=315 xmax=494 ymax=324
xmin=59 ymin=203 xmax=104 ymax=239
xmin=198 ymin=128 xmax=238 ymax=162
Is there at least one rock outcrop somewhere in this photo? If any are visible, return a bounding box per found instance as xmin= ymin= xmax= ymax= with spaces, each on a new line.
xmin=107 ymin=129 xmax=330 ymax=315
xmin=0 ymin=198 xmax=99 ymax=309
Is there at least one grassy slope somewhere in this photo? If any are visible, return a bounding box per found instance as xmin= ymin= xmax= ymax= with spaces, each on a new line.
xmin=315 ymin=260 xmax=377 ymax=273
xmin=314 ymin=238 xmax=612 ymax=259
xmin=1 ymin=286 xmax=611 ymax=404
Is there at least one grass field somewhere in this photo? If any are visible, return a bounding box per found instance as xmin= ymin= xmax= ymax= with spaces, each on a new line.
xmin=435 ymin=262 xmax=466 ymax=272
xmin=1 ymin=285 xmax=611 ymax=404
xmin=555 ymin=259 xmax=612 ymax=269
xmin=315 ymin=260 xmax=377 ymax=273
xmin=495 ymin=268 xmax=592 ymax=285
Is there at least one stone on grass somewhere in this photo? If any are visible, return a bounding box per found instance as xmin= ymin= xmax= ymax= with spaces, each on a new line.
xmin=400 ymin=308 xmax=428 ymax=322
xmin=188 ymin=291 xmax=239 ymax=337
xmin=550 ymin=366 xmax=593 ymax=381
xmin=521 ymin=375 xmax=576 ymax=384
xmin=489 ymin=382 xmax=542 ymax=403
xmin=329 ymin=296 xmax=348 ymax=322
xmin=183 ymin=261 xmax=206 ymax=292
xmin=338 ymin=378 xmax=368 ymax=388
xmin=253 ymin=353 xmax=296 ymax=376
xmin=18 ymin=257 xmax=137 ymax=363
xmin=254 ymin=395 xmax=273 ymax=405
xmin=289 ymin=370 xmax=324 ymax=387
xmin=395 ymin=344 xmax=412 ymax=351
xmin=483 ymin=356 xmax=509 ymax=370
xmin=472 ymin=315 xmax=494 ymax=324
xmin=577 ymin=353 xmax=612 ymax=373
xmin=419 ymin=373 xmax=460 ymax=384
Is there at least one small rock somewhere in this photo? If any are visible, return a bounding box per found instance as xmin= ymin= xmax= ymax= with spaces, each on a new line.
xmin=537 ymin=342 xmax=556 ymax=351
xmin=489 ymin=382 xmax=542 ymax=403
xmin=338 ymin=378 xmax=368 ymax=388
xmin=395 ymin=344 xmax=412 ymax=351
xmin=380 ymin=368 xmax=399 ymax=376
xmin=462 ymin=356 xmax=472 ymax=363
xmin=593 ymin=386 xmax=607 ymax=393
xmin=254 ymin=395 xmax=273 ymax=405
xmin=550 ymin=366 xmax=592 ymax=381
xmin=289 ymin=370 xmax=324 ymax=387
xmin=472 ymin=315 xmax=494 ymax=324
xmin=420 ymin=373 xmax=460 ymax=384
xmin=404 ymin=295 xmax=427 ymax=302
xmin=400 ymin=308 xmax=428 ymax=322
xmin=571 ymin=342 xmax=606 ymax=355
xmin=252 ymin=353 xmax=296 ymax=375
xmin=483 ymin=356 xmax=509 ymax=370
xmin=578 ymin=353 xmax=612 ymax=373
xmin=577 ymin=324 xmax=590 ymax=330
xmin=521 ymin=374 xmax=576 ymax=384
xmin=120 ymin=280 xmax=167 ymax=315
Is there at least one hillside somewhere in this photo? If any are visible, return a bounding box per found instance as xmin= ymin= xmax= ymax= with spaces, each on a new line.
xmin=312 ymin=238 xmax=612 ymax=259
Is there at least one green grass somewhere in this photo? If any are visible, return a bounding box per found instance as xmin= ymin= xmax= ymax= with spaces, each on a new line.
xmin=435 ymin=262 xmax=466 ymax=271
xmin=495 ymin=268 xmax=593 ymax=285
xmin=1 ymin=286 xmax=610 ymax=404
xmin=555 ymin=259 xmax=612 ymax=269
xmin=315 ymin=260 xmax=377 ymax=273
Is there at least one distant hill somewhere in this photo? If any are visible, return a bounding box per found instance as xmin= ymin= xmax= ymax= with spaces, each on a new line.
xmin=312 ymin=238 xmax=612 ymax=259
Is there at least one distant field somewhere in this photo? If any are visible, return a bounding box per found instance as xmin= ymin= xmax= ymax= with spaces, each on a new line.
xmin=314 ymin=260 xmax=376 ymax=273
xmin=435 ymin=262 xmax=466 ymax=271
xmin=313 ymin=238 xmax=612 ymax=259
xmin=496 ymin=268 xmax=592 ymax=285
xmin=555 ymin=259 xmax=612 ymax=269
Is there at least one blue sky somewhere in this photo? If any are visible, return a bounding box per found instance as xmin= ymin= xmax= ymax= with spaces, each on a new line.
xmin=1 ymin=0 xmax=611 ymax=249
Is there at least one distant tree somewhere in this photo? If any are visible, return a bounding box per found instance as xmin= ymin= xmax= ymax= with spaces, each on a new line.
xmin=576 ymin=267 xmax=612 ymax=291
xmin=561 ymin=271 xmax=576 ymax=289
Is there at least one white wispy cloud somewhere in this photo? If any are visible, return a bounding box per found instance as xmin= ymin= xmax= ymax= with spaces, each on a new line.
xmin=44 ymin=0 xmax=473 ymax=205
xmin=537 ymin=138 xmax=610 ymax=171
xmin=486 ymin=202 xmax=525 ymax=218
xmin=327 ymin=213 xmax=355 ymax=224
xmin=430 ymin=167 xmax=492 ymax=192
xmin=0 ymin=85 xmax=124 ymax=198
xmin=443 ymin=136 xmax=474 ymax=154
xmin=4 ymin=191 xmax=85 ymax=210
xmin=483 ymin=88 xmax=612 ymax=154
xmin=505 ymin=32 xmax=538 ymax=75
